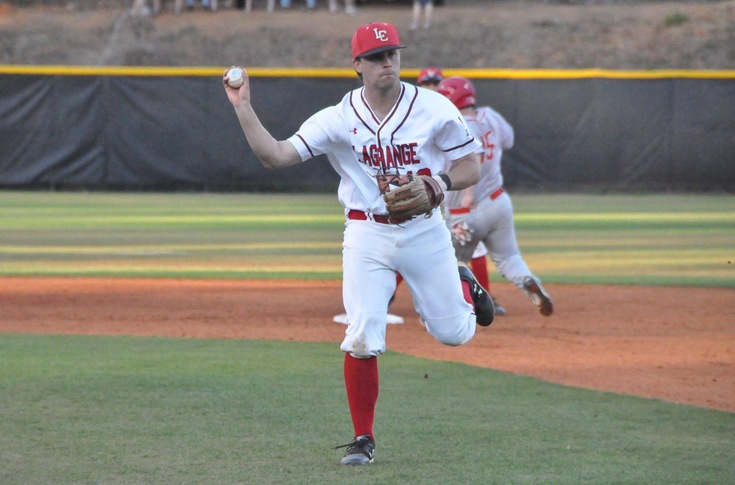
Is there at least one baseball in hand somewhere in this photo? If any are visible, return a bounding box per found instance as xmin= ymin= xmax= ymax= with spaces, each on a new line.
xmin=227 ymin=68 xmax=244 ymax=88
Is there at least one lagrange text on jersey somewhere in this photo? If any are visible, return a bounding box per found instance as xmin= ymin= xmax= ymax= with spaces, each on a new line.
xmin=355 ymin=142 xmax=421 ymax=171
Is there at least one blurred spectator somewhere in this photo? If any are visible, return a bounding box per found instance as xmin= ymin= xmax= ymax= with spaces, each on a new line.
xmin=280 ymin=0 xmax=315 ymax=10
xmin=130 ymin=0 xmax=161 ymax=16
xmin=411 ymin=0 xmax=433 ymax=30
xmin=329 ymin=0 xmax=358 ymax=15
xmin=186 ymin=0 xmax=217 ymax=12
xmin=242 ymin=0 xmax=275 ymax=12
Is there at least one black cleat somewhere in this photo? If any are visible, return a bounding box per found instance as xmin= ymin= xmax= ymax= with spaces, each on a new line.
xmin=458 ymin=264 xmax=495 ymax=326
xmin=336 ymin=434 xmax=375 ymax=465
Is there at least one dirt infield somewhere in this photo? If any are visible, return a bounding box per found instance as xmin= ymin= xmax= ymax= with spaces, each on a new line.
xmin=1 ymin=277 xmax=733 ymax=412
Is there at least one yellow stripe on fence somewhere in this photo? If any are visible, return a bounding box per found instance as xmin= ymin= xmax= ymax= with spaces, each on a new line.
xmin=1 ymin=65 xmax=734 ymax=79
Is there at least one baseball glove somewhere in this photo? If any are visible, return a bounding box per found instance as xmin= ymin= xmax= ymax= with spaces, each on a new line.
xmin=379 ymin=174 xmax=445 ymax=223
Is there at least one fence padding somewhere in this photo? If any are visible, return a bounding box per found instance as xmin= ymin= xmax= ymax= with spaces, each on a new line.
xmin=0 ymin=73 xmax=733 ymax=192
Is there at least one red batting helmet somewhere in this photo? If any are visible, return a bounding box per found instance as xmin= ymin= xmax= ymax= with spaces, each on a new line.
xmin=417 ymin=67 xmax=443 ymax=85
xmin=437 ymin=76 xmax=476 ymax=109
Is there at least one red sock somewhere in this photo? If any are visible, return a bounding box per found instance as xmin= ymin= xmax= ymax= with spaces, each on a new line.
xmin=470 ymin=256 xmax=490 ymax=292
xmin=461 ymin=280 xmax=474 ymax=307
xmin=344 ymin=353 xmax=379 ymax=440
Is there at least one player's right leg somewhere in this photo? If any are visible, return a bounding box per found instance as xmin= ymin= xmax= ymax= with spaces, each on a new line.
xmin=337 ymin=218 xmax=400 ymax=465
xmin=337 ymin=353 xmax=377 ymax=465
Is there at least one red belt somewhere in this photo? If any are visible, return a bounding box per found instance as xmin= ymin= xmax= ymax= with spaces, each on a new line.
xmin=347 ymin=210 xmax=392 ymax=224
xmin=448 ymin=188 xmax=504 ymax=215
xmin=449 ymin=207 xmax=470 ymax=215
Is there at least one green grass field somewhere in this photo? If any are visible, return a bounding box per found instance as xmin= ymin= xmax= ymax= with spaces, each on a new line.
xmin=0 ymin=191 xmax=732 ymax=286
xmin=1 ymin=191 xmax=733 ymax=484
xmin=1 ymin=335 xmax=733 ymax=485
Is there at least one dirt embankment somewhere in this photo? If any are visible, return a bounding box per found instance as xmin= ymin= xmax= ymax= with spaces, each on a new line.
xmin=0 ymin=0 xmax=733 ymax=69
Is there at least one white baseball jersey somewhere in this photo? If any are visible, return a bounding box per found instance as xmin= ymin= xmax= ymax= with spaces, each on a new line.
xmin=286 ymin=82 xmax=483 ymax=357
xmin=443 ymin=106 xmax=514 ymax=210
xmin=288 ymin=82 xmax=481 ymax=214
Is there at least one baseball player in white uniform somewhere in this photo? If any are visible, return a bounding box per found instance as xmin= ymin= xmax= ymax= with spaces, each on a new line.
xmin=223 ymin=23 xmax=494 ymax=466
xmin=437 ymin=76 xmax=554 ymax=317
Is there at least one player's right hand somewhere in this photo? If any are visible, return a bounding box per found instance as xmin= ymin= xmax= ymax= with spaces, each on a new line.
xmin=222 ymin=65 xmax=251 ymax=108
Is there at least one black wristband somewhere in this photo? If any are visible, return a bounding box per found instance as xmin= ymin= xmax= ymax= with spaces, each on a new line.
xmin=438 ymin=173 xmax=452 ymax=191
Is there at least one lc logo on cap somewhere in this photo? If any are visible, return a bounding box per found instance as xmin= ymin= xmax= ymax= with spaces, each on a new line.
xmin=352 ymin=22 xmax=406 ymax=59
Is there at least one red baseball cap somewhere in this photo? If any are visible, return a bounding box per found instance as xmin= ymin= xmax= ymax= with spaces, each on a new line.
xmin=351 ymin=22 xmax=406 ymax=59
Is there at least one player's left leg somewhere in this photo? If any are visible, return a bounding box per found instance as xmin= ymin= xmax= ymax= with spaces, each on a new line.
xmin=398 ymin=217 xmax=484 ymax=341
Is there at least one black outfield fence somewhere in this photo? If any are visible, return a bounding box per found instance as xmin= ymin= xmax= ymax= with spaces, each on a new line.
xmin=1 ymin=66 xmax=733 ymax=192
